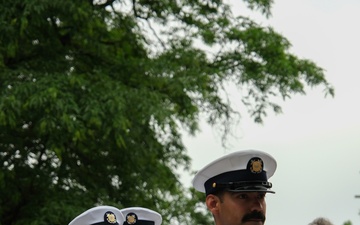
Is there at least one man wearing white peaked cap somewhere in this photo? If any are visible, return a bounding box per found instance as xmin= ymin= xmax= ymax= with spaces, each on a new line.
xmin=192 ymin=149 xmax=277 ymax=225
xmin=120 ymin=207 xmax=162 ymax=225
xmin=69 ymin=205 xmax=126 ymax=225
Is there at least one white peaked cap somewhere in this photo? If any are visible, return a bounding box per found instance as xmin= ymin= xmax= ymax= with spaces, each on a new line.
xmin=192 ymin=149 xmax=277 ymax=194
xmin=120 ymin=207 xmax=162 ymax=225
xmin=69 ymin=205 xmax=125 ymax=225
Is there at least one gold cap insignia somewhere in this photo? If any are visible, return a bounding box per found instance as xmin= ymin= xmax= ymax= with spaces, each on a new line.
xmin=105 ymin=212 xmax=117 ymax=224
xmin=250 ymin=158 xmax=263 ymax=173
xmin=126 ymin=213 xmax=137 ymax=224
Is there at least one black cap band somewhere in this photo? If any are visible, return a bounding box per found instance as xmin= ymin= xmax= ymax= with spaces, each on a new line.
xmin=204 ymin=169 xmax=269 ymax=195
xmin=123 ymin=221 xmax=154 ymax=225
xmin=123 ymin=212 xmax=155 ymax=225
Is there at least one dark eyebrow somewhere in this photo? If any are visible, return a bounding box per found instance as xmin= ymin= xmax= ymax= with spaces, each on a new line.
xmin=229 ymin=192 xmax=248 ymax=197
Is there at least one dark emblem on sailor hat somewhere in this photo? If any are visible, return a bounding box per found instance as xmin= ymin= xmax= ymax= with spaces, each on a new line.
xmin=104 ymin=211 xmax=117 ymax=224
xmin=126 ymin=213 xmax=138 ymax=224
xmin=249 ymin=158 xmax=263 ymax=173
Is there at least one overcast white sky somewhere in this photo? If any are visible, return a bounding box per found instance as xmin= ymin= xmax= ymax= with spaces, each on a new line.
xmin=181 ymin=0 xmax=360 ymax=225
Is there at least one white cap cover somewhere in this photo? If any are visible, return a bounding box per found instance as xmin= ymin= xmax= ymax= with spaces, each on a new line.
xmin=120 ymin=207 xmax=162 ymax=225
xmin=192 ymin=150 xmax=277 ymax=195
xmin=69 ymin=205 xmax=126 ymax=225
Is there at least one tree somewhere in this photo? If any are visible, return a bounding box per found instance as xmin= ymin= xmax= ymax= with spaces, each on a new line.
xmin=0 ymin=0 xmax=334 ymax=224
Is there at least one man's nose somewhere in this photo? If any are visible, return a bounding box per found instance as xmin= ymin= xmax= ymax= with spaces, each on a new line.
xmin=250 ymin=198 xmax=264 ymax=211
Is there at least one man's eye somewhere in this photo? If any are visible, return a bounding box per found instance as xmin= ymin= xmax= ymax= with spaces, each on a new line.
xmin=258 ymin=194 xmax=266 ymax=199
xmin=237 ymin=194 xmax=248 ymax=199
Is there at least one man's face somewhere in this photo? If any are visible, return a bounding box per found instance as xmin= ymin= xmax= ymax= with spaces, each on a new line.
xmin=206 ymin=191 xmax=267 ymax=225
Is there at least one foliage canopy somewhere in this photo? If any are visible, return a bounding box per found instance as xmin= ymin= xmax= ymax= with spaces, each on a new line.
xmin=0 ymin=0 xmax=333 ymax=224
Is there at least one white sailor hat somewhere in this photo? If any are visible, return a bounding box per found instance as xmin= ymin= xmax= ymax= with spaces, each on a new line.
xmin=69 ymin=205 xmax=126 ymax=225
xmin=192 ymin=149 xmax=277 ymax=195
xmin=120 ymin=207 xmax=162 ymax=225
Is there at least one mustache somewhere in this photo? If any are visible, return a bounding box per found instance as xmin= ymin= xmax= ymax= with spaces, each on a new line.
xmin=242 ymin=211 xmax=266 ymax=223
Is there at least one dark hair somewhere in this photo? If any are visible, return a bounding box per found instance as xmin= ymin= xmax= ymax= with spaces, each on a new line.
xmin=210 ymin=189 xmax=227 ymax=203
xmin=309 ymin=218 xmax=334 ymax=225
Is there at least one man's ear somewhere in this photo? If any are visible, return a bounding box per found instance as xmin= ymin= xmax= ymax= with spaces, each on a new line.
xmin=206 ymin=194 xmax=221 ymax=215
